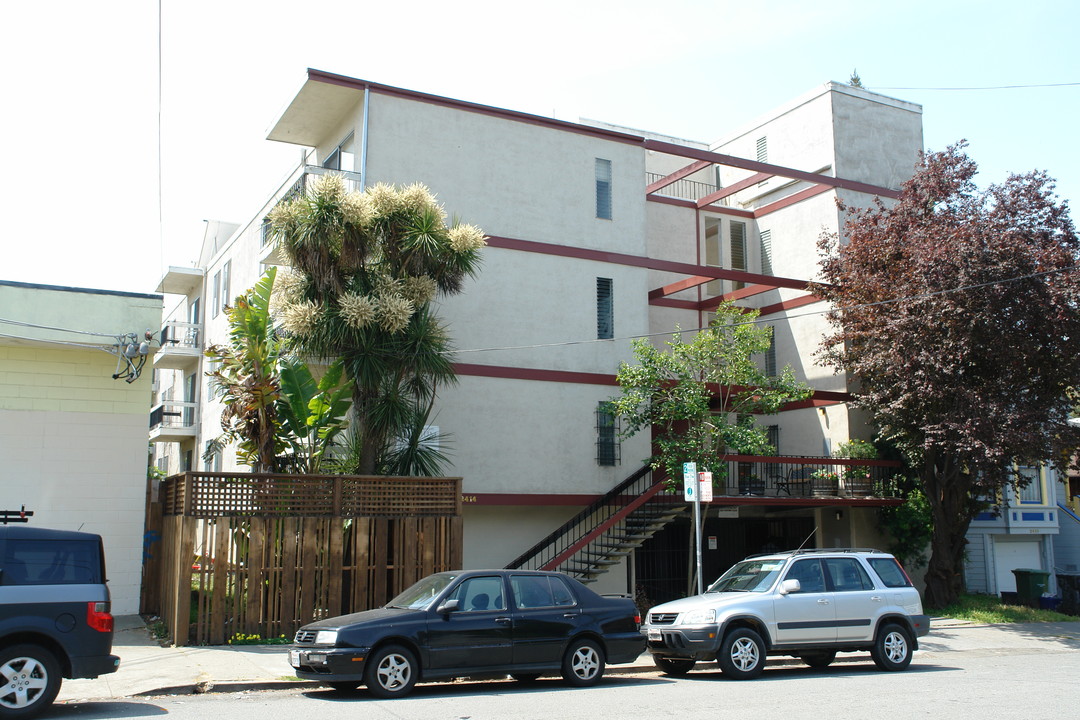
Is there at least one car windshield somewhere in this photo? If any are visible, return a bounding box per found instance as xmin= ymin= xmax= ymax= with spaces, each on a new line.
xmin=707 ymin=559 xmax=784 ymax=593
xmin=385 ymin=573 xmax=460 ymax=609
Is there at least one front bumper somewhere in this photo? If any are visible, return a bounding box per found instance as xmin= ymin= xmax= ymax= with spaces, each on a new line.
xmin=643 ymin=624 xmax=719 ymax=661
xmin=289 ymin=646 xmax=371 ymax=682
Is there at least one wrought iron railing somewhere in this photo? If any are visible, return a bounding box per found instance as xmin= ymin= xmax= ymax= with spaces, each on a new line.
xmin=149 ymin=401 xmax=198 ymax=430
xmin=159 ymin=320 xmax=201 ymax=351
xmin=646 ymin=171 xmax=726 ymax=204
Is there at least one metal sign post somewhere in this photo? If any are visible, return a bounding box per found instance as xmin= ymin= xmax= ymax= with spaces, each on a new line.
xmin=683 ymin=463 xmax=703 ymax=595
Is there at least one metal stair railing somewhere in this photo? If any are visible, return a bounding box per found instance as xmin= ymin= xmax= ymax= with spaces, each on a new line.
xmin=505 ymin=465 xmax=686 ymax=583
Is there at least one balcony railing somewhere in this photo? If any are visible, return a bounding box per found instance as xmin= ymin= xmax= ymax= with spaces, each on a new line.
xmin=149 ymin=401 xmax=198 ymax=443
xmin=708 ymin=455 xmax=906 ymax=498
xmin=154 ymin=320 xmax=203 ymax=370
xmin=646 ymin=172 xmax=727 ymax=204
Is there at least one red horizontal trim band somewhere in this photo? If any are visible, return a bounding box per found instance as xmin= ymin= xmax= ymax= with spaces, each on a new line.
xmin=460 ymin=492 xmax=902 ymax=508
xmin=650 ymin=297 xmax=700 ymax=310
xmin=485 ymin=235 xmax=814 ymax=291
xmin=454 ymin=363 xmax=620 ymax=386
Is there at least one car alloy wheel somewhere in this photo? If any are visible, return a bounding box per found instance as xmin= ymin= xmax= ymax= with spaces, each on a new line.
xmin=364 ymin=644 xmax=418 ymax=698
xmin=717 ymin=627 xmax=765 ymax=680
xmin=562 ymin=638 xmax=605 ymax=687
xmin=871 ymin=623 xmax=912 ymax=671
xmin=0 ymin=644 xmax=61 ymax=719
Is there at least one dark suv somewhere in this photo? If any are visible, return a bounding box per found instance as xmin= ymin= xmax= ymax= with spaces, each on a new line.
xmin=0 ymin=526 xmax=119 ymax=718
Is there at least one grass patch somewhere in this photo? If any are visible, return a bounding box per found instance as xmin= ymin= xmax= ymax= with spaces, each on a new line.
xmin=935 ymin=593 xmax=1075 ymax=623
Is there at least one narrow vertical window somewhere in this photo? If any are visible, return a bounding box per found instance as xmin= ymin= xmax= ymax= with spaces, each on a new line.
xmin=766 ymin=425 xmax=780 ymax=455
xmin=730 ymin=221 xmax=747 ymax=290
xmin=760 ymin=229 xmax=773 ymax=276
xmin=764 ymin=327 xmax=777 ymax=377
xmin=705 ymin=217 xmax=722 ymax=296
xmin=596 ymin=277 xmax=613 ymax=339
xmin=756 ymin=136 xmax=768 ymax=163
xmin=596 ymin=401 xmax=620 ymax=466
xmin=211 ymin=272 xmax=221 ymax=318
xmin=595 ymin=158 xmax=612 ymax=219
xmin=221 ymin=260 xmax=232 ymax=311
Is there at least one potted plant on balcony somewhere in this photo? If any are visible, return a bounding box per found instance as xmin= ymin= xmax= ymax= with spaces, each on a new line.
xmin=810 ymin=469 xmax=840 ymax=497
xmin=834 ymin=439 xmax=878 ymax=497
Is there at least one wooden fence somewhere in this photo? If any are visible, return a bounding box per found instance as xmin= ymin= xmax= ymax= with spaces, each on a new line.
xmin=142 ymin=472 xmax=462 ymax=646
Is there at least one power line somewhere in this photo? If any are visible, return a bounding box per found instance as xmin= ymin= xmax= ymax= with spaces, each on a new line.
xmin=871 ymin=82 xmax=1080 ymax=91
xmin=448 ymin=264 xmax=1079 ymax=356
xmin=0 ymin=316 xmax=119 ymax=338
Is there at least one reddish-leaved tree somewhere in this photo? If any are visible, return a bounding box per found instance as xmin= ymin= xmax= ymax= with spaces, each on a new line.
xmin=817 ymin=143 xmax=1080 ymax=608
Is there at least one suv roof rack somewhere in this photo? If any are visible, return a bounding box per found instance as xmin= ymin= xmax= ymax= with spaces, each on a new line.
xmin=746 ymin=547 xmax=887 ymax=559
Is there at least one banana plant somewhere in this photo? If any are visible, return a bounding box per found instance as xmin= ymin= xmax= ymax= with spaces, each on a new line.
xmin=276 ymin=356 xmax=353 ymax=474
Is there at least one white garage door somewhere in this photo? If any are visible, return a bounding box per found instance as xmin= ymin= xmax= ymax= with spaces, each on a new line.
xmin=993 ymin=539 xmax=1043 ymax=593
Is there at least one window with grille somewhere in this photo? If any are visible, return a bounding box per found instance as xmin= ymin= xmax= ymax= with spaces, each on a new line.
xmin=756 ymin=136 xmax=768 ymax=163
xmin=595 ymin=158 xmax=612 ymax=219
xmin=760 ymin=229 xmax=773 ymax=275
xmin=596 ymin=401 xmax=620 ymax=466
xmin=597 ymin=277 xmax=614 ymax=339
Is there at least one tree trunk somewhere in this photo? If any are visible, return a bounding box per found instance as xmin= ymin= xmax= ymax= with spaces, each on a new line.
xmin=921 ymin=450 xmax=974 ymax=609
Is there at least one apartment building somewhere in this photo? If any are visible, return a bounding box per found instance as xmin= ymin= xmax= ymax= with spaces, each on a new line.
xmin=151 ymin=70 xmax=925 ymax=599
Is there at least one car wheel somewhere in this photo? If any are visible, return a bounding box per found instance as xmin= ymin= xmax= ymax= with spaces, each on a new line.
xmin=364 ymin=644 xmax=418 ymax=698
xmin=325 ymin=681 xmax=360 ymax=692
xmin=0 ymin=644 xmax=62 ymax=719
xmin=510 ymin=673 xmax=541 ymax=683
xmin=653 ymin=656 xmax=696 ymax=676
xmin=871 ymin=623 xmax=912 ymax=671
xmin=561 ymin=638 xmax=605 ymax=687
xmin=800 ymin=651 xmax=836 ymax=669
xmin=717 ymin=627 xmax=765 ymax=680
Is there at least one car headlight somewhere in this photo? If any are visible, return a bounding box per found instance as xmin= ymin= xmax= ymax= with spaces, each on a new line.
xmin=679 ymin=608 xmax=716 ymax=625
xmin=314 ymin=630 xmax=339 ymax=646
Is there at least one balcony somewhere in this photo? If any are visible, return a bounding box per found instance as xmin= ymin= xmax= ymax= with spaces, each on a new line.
xmin=155 ymin=266 xmax=204 ymax=295
xmin=258 ymin=163 xmax=364 ymax=265
xmin=703 ymin=455 xmax=906 ymax=501
xmin=149 ymin=401 xmax=198 ymax=443
xmin=154 ymin=320 xmax=202 ymax=369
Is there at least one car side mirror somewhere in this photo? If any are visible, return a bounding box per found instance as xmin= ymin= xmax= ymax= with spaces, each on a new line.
xmin=436 ymin=598 xmax=461 ymax=615
xmin=779 ymin=579 xmax=801 ymax=595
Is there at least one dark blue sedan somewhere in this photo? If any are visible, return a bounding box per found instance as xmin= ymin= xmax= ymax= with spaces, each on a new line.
xmin=288 ymin=569 xmax=644 ymax=697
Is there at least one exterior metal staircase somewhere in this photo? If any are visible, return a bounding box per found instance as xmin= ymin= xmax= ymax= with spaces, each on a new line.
xmin=505 ymin=465 xmax=686 ymax=584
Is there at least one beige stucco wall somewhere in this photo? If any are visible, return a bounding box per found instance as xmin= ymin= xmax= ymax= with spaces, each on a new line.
xmin=0 ymin=283 xmax=162 ymax=615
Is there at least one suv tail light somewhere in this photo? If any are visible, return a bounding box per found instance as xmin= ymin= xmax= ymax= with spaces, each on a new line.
xmin=87 ymin=601 xmax=113 ymax=633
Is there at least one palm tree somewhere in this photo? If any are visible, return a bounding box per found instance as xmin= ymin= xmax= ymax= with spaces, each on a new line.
xmin=268 ymin=174 xmax=484 ymax=475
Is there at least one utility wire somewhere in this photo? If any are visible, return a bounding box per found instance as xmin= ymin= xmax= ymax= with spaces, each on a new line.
xmin=0 ymin=316 xmax=119 ymax=338
xmin=448 ymin=264 xmax=1079 ymax=356
xmin=872 ymin=82 xmax=1080 ymax=91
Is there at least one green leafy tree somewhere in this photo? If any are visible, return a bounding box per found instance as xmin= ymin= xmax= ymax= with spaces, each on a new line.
xmin=205 ymin=269 xmax=283 ymax=472
xmin=613 ymin=302 xmax=811 ymax=487
xmin=817 ymin=143 xmax=1080 ymax=608
xmin=268 ymin=174 xmax=484 ymax=475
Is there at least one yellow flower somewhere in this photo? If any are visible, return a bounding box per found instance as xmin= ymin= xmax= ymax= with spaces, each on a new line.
xmin=402 ymin=275 xmax=438 ymax=305
xmin=449 ymin=224 xmax=487 ymax=253
xmin=377 ymin=294 xmax=414 ymax=333
xmin=339 ymin=292 xmax=377 ymax=329
xmin=280 ymin=299 xmax=321 ymax=336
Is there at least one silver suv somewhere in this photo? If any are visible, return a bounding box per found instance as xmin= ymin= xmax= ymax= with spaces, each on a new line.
xmin=642 ymin=549 xmax=929 ymax=679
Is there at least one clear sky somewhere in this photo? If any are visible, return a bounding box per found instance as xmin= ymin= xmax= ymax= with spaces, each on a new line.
xmin=2 ymin=0 xmax=1077 ymax=294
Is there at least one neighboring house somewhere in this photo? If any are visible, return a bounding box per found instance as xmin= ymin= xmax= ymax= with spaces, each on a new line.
xmin=964 ymin=466 xmax=1070 ymax=598
xmin=0 ymin=280 xmax=162 ymax=614
xmin=151 ymin=70 xmax=926 ymax=601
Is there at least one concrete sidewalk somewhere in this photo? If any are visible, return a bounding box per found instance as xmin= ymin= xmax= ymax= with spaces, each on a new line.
xmin=55 ymin=615 xmax=1080 ymax=703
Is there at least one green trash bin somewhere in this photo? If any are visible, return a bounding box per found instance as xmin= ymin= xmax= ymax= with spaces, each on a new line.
xmin=1012 ymin=568 xmax=1050 ymax=606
